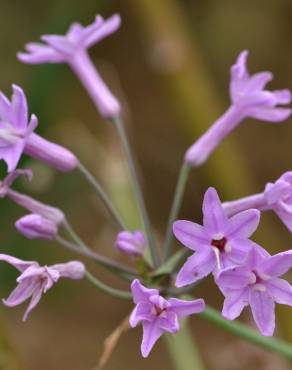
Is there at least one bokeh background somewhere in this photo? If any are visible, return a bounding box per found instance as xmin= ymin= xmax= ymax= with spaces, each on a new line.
xmin=0 ymin=0 xmax=292 ymax=369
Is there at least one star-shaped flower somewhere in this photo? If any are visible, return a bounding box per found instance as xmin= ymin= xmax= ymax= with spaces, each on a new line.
xmin=130 ymin=279 xmax=205 ymax=357
xmin=217 ymin=247 xmax=292 ymax=336
xmin=0 ymin=254 xmax=85 ymax=321
xmin=173 ymin=187 xmax=260 ymax=287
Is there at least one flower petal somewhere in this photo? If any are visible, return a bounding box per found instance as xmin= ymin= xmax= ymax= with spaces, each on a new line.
xmin=248 ymin=107 xmax=291 ymax=122
xmin=227 ymin=209 xmax=260 ymax=238
xmin=217 ymin=266 xmax=251 ymax=290
xmin=141 ymin=320 xmax=163 ymax=358
xmin=260 ymin=250 xmax=292 ymax=277
xmin=3 ymin=279 xmax=39 ymax=307
xmin=175 ymin=248 xmax=215 ymax=287
xmin=22 ymin=285 xmax=43 ymax=321
xmin=222 ymin=288 xmax=249 ymax=320
xmin=172 ymin=220 xmax=209 ymax=251
xmin=85 ymin=14 xmax=121 ymax=49
xmin=129 ymin=302 xmax=153 ymax=327
xmin=131 ymin=279 xmax=158 ymax=304
xmin=158 ymin=311 xmax=179 ymax=333
xmin=249 ymin=290 xmax=275 ymax=336
xmin=266 ymin=278 xmax=292 ymax=306
xmin=168 ymin=298 xmax=205 ymax=318
xmin=0 ymin=254 xmax=37 ymax=272
xmin=203 ymin=187 xmax=228 ymax=235
xmin=11 ymin=85 xmax=28 ymax=130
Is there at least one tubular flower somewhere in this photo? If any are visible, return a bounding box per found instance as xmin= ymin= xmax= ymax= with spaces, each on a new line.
xmin=15 ymin=214 xmax=58 ymax=240
xmin=173 ymin=187 xmax=261 ymax=287
xmin=217 ymin=247 xmax=292 ymax=336
xmin=130 ymin=279 xmax=205 ymax=357
xmin=223 ymin=171 xmax=292 ymax=232
xmin=0 ymin=254 xmax=85 ymax=321
xmin=0 ymin=85 xmax=77 ymax=172
xmin=115 ymin=230 xmax=146 ymax=256
xmin=0 ymin=170 xmax=64 ymax=224
xmin=185 ymin=50 xmax=291 ymax=166
xmin=18 ymin=15 xmax=121 ymax=118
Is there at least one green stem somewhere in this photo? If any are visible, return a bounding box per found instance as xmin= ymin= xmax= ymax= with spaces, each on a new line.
xmin=85 ymin=271 xmax=132 ymax=300
xmin=77 ymin=161 xmax=126 ymax=229
xmin=164 ymin=319 xmax=205 ymax=370
xmin=163 ymin=163 xmax=191 ymax=260
xmin=56 ymin=235 xmax=137 ymax=280
xmin=201 ymin=305 xmax=292 ymax=359
xmin=62 ymin=218 xmax=89 ymax=252
xmin=112 ymin=116 xmax=161 ymax=268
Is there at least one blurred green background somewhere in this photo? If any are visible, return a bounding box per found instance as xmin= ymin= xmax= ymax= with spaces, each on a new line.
xmin=0 ymin=0 xmax=292 ymax=369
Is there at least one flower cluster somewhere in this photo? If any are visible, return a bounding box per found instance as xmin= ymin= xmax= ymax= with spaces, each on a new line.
xmin=0 ymin=11 xmax=291 ymax=364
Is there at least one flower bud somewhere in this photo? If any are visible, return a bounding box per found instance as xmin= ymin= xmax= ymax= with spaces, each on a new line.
xmin=115 ymin=230 xmax=146 ymax=256
xmin=15 ymin=214 xmax=58 ymax=240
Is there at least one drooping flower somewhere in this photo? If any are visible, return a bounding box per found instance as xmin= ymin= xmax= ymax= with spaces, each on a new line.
xmin=18 ymin=15 xmax=121 ymax=118
xmin=223 ymin=171 xmax=292 ymax=232
xmin=173 ymin=187 xmax=261 ymax=287
xmin=15 ymin=214 xmax=58 ymax=240
xmin=130 ymin=279 xmax=205 ymax=357
xmin=115 ymin=230 xmax=146 ymax=256
xmin=185 ymin=50 xmax=291 ymax=166
xmin=217 ymin=247 xmax=292 ymax=336
xmin=0 ymin=85 xmax=77 ymax=172
xmin=0 ymin=254 xmax=85 ymax=321
xmin=0 ymin=169 xmax=64 ymax=224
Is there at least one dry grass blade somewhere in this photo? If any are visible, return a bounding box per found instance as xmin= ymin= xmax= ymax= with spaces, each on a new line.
xmin=93 ymin=314 xmax=131 ymax=370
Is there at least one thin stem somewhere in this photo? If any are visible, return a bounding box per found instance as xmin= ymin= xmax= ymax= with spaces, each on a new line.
xmin=77 ymin=161 xmax=126 ymax=229
xmin=85 ymin=271 xmax=132 ymax=300
xmin=201 ymin=305 xmax=292 ymax=360
xmin=55 ymin=235 xmax=137 ymax=279
xmin=62 ymin=218 xmax=89 ymax=251
xmin=112 ymin=116 xmax=161 ymax=268
xmin=163 ymin=163 xmax=191 ymax=261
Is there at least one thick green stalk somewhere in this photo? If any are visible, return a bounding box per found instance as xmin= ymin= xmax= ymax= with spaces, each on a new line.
xmin=201 ymin=305 xmax=292 ymax=359
xmin=163 ymin=163 xmax=191 ymax=261
xmin=164 ymin=319 xmax=205 ymax=370
xmin=112 ymin=116 xmax=161 ymax=268
xmin=77 ymin=161 xmax=126 ymax=229
xmin=85 ymin=271 xmax=132 ymax=300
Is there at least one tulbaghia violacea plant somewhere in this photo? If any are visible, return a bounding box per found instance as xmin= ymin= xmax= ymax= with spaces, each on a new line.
xmin=0 ymin=10 xmax=290 ymax=367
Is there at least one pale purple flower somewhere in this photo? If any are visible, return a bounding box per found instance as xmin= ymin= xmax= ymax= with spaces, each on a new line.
xmin=130 ymin=279 xmax=205 ymax=357
xmin=0 ymin=170 xmax=64 ymax=224
xmin=115 ymin=230 xmax=146 ymax=256
xmin=185 ymin=50 xmax=291 ymax=166
xmin=18 ymin=15 xmax=121 ymax=118
xmin=217 ymin=247 xmax=292 ymax=336
xmin=223 ymin=172 xmax=292 ymax=232
xmin=15 ymin=214 xmax=58 ymax=240
xmin=173 ymin=187 xmax=261 ymax=287
xmin=0 ymin=85 xmax=77 ymax=172
xmin=0 ymin=254 xmax=85 ymax=321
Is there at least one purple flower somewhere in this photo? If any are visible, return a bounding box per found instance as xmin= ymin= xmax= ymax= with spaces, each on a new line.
xmin=0 ymin=170 xmax=64 ymax=224
xmin=173 ymin=187 xmax=260 ymax=287
xmin=15 ymin=214 xmax=58 ymax=240
xmin=115 ymin=230 xmax=146 ymax=256
xmin=223 ymin=172 xmax=292 ymax=232
xmin=18 ymin=15 xmax=121 ymax=118
xmin=185 ymin=50 xmax=291 ymax=166
xmin=0 ymin=254 xmax=85 ymax=321
xmin=0 ymin=85 xmax=77 ymax=172
xmin=217 ymin=247 xmax=292 ymax=336
xmin=129 ymin=279 xmax=205 ymax=357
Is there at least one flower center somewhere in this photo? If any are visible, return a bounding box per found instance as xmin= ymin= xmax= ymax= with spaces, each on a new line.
xmin=211 ymin=237 xmax=227 ymax=252
xmin=153 ymin=305 xmax=167 ymax=317
xmin=249 ymin=270 xmax=270 ymax=292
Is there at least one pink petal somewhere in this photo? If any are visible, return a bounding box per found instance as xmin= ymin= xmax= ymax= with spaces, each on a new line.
xmin=129 ymin=302 xmax=153 ymax=328
xmin=3 ymin=279 xmax=39 ymax=307
xmin=172 ymin=220 xmax=210 ymax=251
xmin=227 ymin=209 xmax=260 ymax=238
xmin=266 ymin=278 xmax=292 ymax=306
xmin=222 ymin=288 xmax=249 ymax=320
xmin=158 ymin=311 xmax=179 ymax=333
xmin=249 ymin=290 xmax=275 ymax=336
xmin=175 ymin=248 xmax=215 ymax=287
xmin=217 ymin=266 xmax=251 ymax=290
xmin=22 ymin=286 xmax=43 ymax=321
xmin=85 ymin=14 xmax=121 ymax=49
xmin=168 ymin=298 xmax=205 ymax=318
xmin=0 ymin=254 xmax=37 ymax=272
xmin=131 ymin=279 xmax=158 ymax=305
xmin=260 ymin=251 xmax=292 ymax=277
xmin=141 ymin=320 xmax=163 ymax=358
xmin=11 ymin=85 xmax=28 ymax=130
xmin=203 ymin=187 xmax=228 ymax=235
xmin=248 ymin=107 xmax=291 ymax=122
